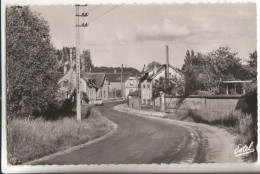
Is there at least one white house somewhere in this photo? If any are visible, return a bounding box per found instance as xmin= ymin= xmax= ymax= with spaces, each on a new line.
xmin=124 ymin=75 xmax=139 ymax=98
xmin=58 ymin=69 xmax=105 ymax=102
xmin=140 ymin=64 xmax=184 ymax=105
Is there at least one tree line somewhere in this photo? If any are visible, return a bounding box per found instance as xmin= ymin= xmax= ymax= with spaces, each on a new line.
xmin=182 ymin=47 xmax=257 ymax=95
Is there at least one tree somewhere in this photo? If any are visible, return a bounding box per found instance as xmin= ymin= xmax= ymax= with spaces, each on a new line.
xmin=208 ymin=46 xmax=243 ymax=81
xmin=245 ymin=50 xmax=257 ymax=80
xmin=145 ymin=61 xmax=161 ymax=71
xmin=92 ymin=66 xmax=141 ymax=76
xmin=182 ymin=47 xmax=245 ymax=95
xmin=6 ymin=6 xmax=59 ymax=118
xmin=182 ymin=50 xmax=202 ymax=95
xmin=81 ymin=50 xmax=94 ymax=72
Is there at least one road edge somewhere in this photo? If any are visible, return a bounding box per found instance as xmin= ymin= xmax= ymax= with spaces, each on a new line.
xmin=23 ymin=117 xmax=118 ymax=165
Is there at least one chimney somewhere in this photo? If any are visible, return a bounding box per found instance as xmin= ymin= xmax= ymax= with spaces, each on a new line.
xmin=142 ymin=64 xmax=146 ymax=74
xmin=165 ymin=45 xmax=169 ymax=80
xmin=153 ymin=65 xmax=157 ymax=75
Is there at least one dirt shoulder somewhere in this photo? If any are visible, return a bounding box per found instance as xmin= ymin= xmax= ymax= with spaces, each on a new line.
xmin=115 ymin=104 xmax=244 ymax=163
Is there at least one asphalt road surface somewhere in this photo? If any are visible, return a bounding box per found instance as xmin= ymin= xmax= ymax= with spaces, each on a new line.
xmin=29 ymin=101 xmax=238 ymax=165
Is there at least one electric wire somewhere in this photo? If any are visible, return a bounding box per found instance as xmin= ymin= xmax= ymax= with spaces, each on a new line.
xmin=88 ymin=6 xmax=118 ymax=23
xmin=88 ymin=4 xmax=101 ymax=12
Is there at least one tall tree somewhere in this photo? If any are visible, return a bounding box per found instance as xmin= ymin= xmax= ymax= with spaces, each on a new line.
xmin=80 ymin=50 xmax=94 ymax=72
xmin=6 ymin=6 xmax=59 ymax=118
xmin=182 ymin=50 xmax=201 ymax=95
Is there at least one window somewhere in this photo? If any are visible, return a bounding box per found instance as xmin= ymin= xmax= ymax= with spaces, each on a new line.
xmin=143 ymin=84 xmax=145 ymax=88
xmin=129 ymin=80 xmax=134 ymax=86
xmin=147 ymin=84 xmax=150 ymax=88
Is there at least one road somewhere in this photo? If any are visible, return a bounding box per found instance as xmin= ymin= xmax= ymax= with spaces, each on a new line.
xmin=29 ymin=101 xmax=240 ymax=165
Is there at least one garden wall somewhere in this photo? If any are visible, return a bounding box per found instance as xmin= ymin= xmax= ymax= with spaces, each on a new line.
xmin=128 ymin=96 xmax=141 ymax=109
xmin=162 ymin=95 xmax=243 ymax=122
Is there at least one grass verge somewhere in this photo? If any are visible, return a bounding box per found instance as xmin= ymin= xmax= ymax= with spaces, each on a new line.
xmin=7 ymin=106 xmax=115 ymax=165
xmin=165 ymin=109 xmax=257 ymax=162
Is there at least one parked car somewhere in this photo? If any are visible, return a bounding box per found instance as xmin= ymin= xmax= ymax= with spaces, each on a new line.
xmin=94 ymin=99 xmax=104 ymax=106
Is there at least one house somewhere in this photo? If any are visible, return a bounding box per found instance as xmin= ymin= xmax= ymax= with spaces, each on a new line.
xmin=81 ymin=72 xmax=109 ymax=100
xmin=124 ymin=75 xmax=139 ymax=98
xmin=58 ymin=69 xmax=110 ymax=102
xmin=106 ymin=73 xmax=128 ymax=98
xmin=57 ymin=68 xmax=76 ymax=100
xmin=140 ymin=64 xmax=184 ymax=105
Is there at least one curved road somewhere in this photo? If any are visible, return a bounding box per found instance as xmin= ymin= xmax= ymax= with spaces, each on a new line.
xmin=30 ymin=101 xmax=240 ymax=165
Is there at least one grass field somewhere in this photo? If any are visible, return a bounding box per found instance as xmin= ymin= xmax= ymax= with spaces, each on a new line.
xmin=7 ymin=106 xmax=115 ymax=164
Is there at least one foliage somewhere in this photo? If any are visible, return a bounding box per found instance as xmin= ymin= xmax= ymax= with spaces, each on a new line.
xmin=55 ymin=47 xmax=75 ymax=74
xmin=246 ymin=51 xmax=257 ymax=79
xmin=145 ymin=61 xmax=161 ymax=71
xmin=6 ymin=6 xmax=60 ymax=118
xmin=152 ymin=77 xmax=183 ymax=99
xmin=92 ymin=66 xmax=141 ymax=76
xmin=7 ymin=107 xmax=114 ymax=164
xmin=81 ymin=49 xmax=94 ymax=72
xmin=182 ymin=46 xmax=248 ymax=95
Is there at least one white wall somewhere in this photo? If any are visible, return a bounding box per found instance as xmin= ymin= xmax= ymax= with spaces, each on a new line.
xmin=153 ymin=67 xmax=183 ymax=82
xmin=124 ymin=77 xmax=139 ymax=98
xmin=141 ymin=80 xmax=152 ymax=105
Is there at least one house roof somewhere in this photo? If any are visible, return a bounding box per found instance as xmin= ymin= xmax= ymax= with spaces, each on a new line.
xmin=81 ymin=71 xmax=106 ymax=87
xmin=105 ymin=73 xmax=129 ymax=83
xmin=140 ymin=64 xmax=183 ymax=82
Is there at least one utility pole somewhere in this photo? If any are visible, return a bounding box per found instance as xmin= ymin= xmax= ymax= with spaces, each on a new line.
xmin=165 ymin=45 xmax=169 ymax=81
xmin=121 ymin=64 xmax=123 ymax=98
xmin=165 ymin=45 xmax=170 ymax=91
xmin=75 ymin=4 xmax=88 ymax=122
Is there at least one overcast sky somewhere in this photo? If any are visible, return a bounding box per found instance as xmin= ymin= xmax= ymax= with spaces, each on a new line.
xmin=31 ymin=3 xmax=256 ymax=71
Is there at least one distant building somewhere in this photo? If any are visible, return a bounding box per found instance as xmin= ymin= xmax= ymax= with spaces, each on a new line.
xmin=81 ymin=72 xmax=108 ymax=100
xmin=58 ymin=69 xmax=110 ymax=102
xmin=106 ymin=73 xmax=128 ymax=98
xmin=124 ymin=75 xmax=139 ymax=98
xmin=140 ymin=64 xmax=184 ymax=105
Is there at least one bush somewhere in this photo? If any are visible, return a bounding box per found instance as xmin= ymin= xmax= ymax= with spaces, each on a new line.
xmin=168 ymin=109 xmax=257 ymax=162
xmin=235 ymin=111 xmax=257 ymax=161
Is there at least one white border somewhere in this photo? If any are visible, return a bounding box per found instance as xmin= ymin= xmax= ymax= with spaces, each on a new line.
xmin=1 ymin=0 xmax=260 ymax=173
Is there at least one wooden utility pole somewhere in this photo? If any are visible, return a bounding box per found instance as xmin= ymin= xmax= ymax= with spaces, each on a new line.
xmin=165 ymin=45 xmax=170 ymax=91
xmin=75 ymin=4 xmax=88 ymax=122
xmin=121 ymin=64 xmax=123 ymax=98
xmin=165 ymin=45 xmax=169 ymax=81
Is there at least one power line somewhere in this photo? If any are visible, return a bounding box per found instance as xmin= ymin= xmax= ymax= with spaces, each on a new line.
xmin=88 ymin=6 xmax=118 ymax=23
xmin=88 ymin=4 xmax=101 ymax=12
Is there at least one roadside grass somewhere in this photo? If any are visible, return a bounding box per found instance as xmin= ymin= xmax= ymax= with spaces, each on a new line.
xmin=165 ymin=109 xmax=257 ymax=162
xmin=7 ymin=106 xmax=115 ymax=164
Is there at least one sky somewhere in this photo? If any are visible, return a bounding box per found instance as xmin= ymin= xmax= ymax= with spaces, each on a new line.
xmin=31 ymin=3 xmax=257 ymax=71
